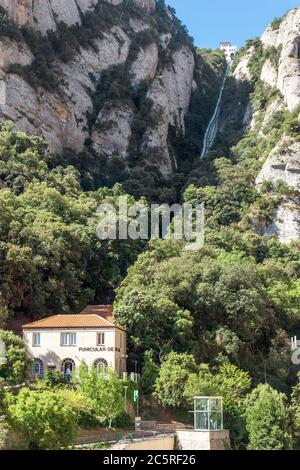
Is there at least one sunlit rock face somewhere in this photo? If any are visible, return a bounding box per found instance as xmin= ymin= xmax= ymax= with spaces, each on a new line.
xmin=0 ymin=0 xmax=98 ymax=32
xmin=263 ymin=200 xmax=300 ymax=244
xmin=233 ymin=8 xmax=300 ymax=242
xmin=256 ymin=139 xmax=300 ymax=243
xmin=256 ymin=139 xmax=300 ymax=192
xmin=0 ymin=0 xmax=202 ymax=176
xmin=261 ymin=8 xmax=300 ymax=111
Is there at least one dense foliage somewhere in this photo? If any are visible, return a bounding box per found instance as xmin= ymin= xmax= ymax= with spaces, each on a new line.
xmin=245 ymin=384 xmax=293 ymax=450
xmin=115 ymin=237 xmax=297 ymax=387
xmin=0 ymin=0 xmax=226 ymax=203
xmin=0 ymin=330 xmax=30 ymax=384
xmin=0 ymin=2 xmax=299 ymax=451
xmin=6 ymin=388 xmax=76 ymax=449
xmin=0 ymin=124 xmax=145 ymax=317
xmin=76 ymin=364 xmax=135 ymax=428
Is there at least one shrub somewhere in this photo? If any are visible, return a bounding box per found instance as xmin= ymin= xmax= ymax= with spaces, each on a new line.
xmin=271 ymin=17 xmax=284 ymax=31
xmin=113 ymin=411 xmax=132 ymax=428
xmin=7 ymin=388 xmax=76 ymax=449
xmin=77 ymin=410 xmax=103 ymax=429
xmin=0 ymin=330 xmax=30 ymax=384
xmin=245 ymin=384 xmax=293 ymax=450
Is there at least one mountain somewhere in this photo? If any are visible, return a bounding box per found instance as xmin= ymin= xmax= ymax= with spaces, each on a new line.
xmin=0 ymin=0 xmax=225 ymax=195
xmin=0 ymin=3 xmax=298 ymax=402
xmin=216 ymin=8 xmax=300 ymax=243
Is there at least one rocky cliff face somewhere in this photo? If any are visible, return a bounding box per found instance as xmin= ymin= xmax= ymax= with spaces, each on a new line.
xmin=0 ymin=0 xmax=222 ymax=179
xmin=231 ymin=8 xmax=300 ymax=243
xmin=0 ymin=0 xmax=155 ymax=33
xmin=261 ymin=8 xmax=300 ymax=112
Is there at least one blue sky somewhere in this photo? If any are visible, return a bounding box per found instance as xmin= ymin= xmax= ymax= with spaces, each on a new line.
xmin=167 ymin=0 xmax=298 ymax=48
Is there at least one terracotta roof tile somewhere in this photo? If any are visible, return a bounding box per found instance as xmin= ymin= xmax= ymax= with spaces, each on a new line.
xmin=22 ymin=306 xmax=124 ymax=331
xmin=80 ymin=305 xmax=114 ymax=322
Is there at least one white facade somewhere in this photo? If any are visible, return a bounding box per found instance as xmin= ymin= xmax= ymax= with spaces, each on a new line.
xmin=220 ymin=42 xmax=238 ymax=62
xmin=23 ymin=322 xmax=127 ymax=378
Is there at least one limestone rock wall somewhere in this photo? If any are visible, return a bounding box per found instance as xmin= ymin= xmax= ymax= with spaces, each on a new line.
xmin=131 ymin=42 xmax=158 ymax=85
xmin=256 ymin=139 xmax=300 ymax=191
xmin=143 ymin=78 xmax=173 ymax=176
xmin=261 ymin=8 xmax=300 ymax=111
xmin=162 ymin=46 xmax=195 ymax=131
xmin=0 ymin=1 xmax=199 ymax=175
xmin=234 ymin=8 xmax=300 ymax=242
xmin=0 ymin=26 xmax=131 ymax=153
xmin=0 ymin=0 xmax=156 ymax=33
xmin=92 ymin=104 xmax=134 ymax=157
xmin=263 ymin=200 xmax=300 ymax=244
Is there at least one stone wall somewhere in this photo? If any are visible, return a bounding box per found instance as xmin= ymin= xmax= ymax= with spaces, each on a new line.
xmin=176 ymin=430 xmax=231 ymax=451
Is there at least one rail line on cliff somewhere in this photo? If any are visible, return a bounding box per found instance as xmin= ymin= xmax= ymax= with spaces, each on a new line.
xmin=200 ymin=62 xmax=231 ymax=159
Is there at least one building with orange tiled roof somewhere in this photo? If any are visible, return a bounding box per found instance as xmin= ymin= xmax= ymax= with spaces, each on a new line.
xmin=22 ymin=306 xmax=127 ymax=379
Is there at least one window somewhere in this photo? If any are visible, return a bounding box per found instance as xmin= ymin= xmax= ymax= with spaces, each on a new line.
xmin=60 ymin=332 xmax=76 ymax=346
xmin=61 ymin=358 xmax=75 ymax=380
xmin=70 ymin=333 xmax=76 ymax=345
xmin=97 ymin=332 xmax=105 ymax=346
xmin=32 ymin=332 xmax=40 ymax=347
xmin=33 ymin=359 xmax=44 ymax=378
xmin=61 ymin=333 xmax=68 ymax=346
xmin=93 ymin=358 xmax=108 ymax=376
xmin=193 ymin=397 xmax=223 ymax=431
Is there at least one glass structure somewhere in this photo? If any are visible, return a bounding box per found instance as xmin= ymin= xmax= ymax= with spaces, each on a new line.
xmin=193 ymin=397 xmax=223 ymax=431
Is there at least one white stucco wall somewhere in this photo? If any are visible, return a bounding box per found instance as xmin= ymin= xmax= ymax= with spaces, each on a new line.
xmin=23 ymin=327 xmax=127 ymax=375
xmin=176 ymin=430 xmax=230 ymax=450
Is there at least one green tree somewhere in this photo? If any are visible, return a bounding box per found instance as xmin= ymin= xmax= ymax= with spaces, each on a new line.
xmin=7 ymin=388 xmax=76 ymax=449
xmin=0 ymin=382 xmax=8 ymax=449
xmin=0 ymin=180 xmax=144 ymax=316
xmin=115 ymin=241 xmax=289 ymax=379
xmin=0 ymin=415 xmax=8 ymax=449
xmin=0 ymin=330 xmax=30 ymax=384
xmin=245 ymin=384 xmax=292 ymax=450
xmin=76 ymin=364 xmax=127 ymax=428
xmin=141 ymin=352 xmax=160 ymax=397
xmin=184 ymin=363 xmax=251 ymax=448
xmin=289 ymin=372 xmax=300 ymax=447
xmin=0 ymin=295 xmax=8 ymax=329
xmin=0 ymin=122 xmax=48 ymax=194
xmin=154 ymin=352 xmax=198 ymax=408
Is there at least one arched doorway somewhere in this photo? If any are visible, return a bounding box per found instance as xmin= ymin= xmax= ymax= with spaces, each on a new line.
xmin=33 ymin=358 xmax=44 ymax=379
xmin=61 ymin=358 xmax=75 ymax=380
xmin=93 ymin=358 xmax=108 ymax=376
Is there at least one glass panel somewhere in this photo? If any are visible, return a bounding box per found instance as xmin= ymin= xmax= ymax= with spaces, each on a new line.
xmin=33 ymin=333 xmax=40 ymax=346
xmin=61 ymin=359 xmax=75 ymax=380
xmin=97 ymin=333 xmax=105 ymax=345
xmin=195 ymin=398 xmax=208 ymax=411
xmin=61 ymin=333 xmax=68 ymax=345
xmin=209 ymin=412 xmax=218 ymax=430
xmin=193 ymin=398 xmax=223 ymax=430
xmin=195 ymin=412 xmax=209 ymax=430
xmin=209 ymin=398 xmax=221 ymax=412
xmin=70 ymin=333 xmax=76 ymax=345
xmin=33 ymin=359 xmax=43 ymax=378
